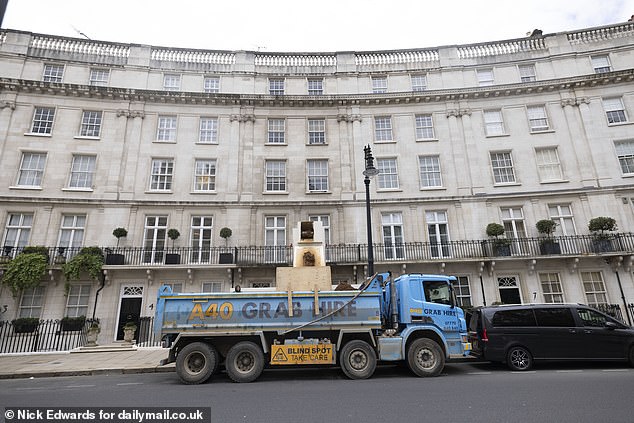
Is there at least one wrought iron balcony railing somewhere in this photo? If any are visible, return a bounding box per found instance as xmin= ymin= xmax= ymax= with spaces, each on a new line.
xmin=1 ymin=233 xmax=632 ymax=268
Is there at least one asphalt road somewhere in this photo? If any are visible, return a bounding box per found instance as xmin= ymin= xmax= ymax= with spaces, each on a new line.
xmin=1 ymin=362 xmax=633 ymax=423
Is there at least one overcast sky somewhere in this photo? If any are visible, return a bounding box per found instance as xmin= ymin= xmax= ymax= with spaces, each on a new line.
xmin=3 ymin=0 xmax=634 ymax=52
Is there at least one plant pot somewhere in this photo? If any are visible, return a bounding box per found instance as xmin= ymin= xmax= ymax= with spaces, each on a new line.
xmin=61 ymin=317 xmax=85 ymax=332
xmin=219 ymin=253 xmax=234 ymax=264
xmin=493 ymin=243 xmax=511 ymax=257
xmin=85 ymin=327 xmax=99 ymax=346
xmin=165 ymin=253 xmax=180 ymax=264
xmin=592 ymin=239 xmax=613 ymax=253
xmin=123 ymin=327 xmax=136 ymax=344
xmin=540 ymin=240 xmax=561 ymax=255
xmin=105 ymin=253 xmax=125 ymax=265
xmin=13 ymin=318 xmax=39 ymax=334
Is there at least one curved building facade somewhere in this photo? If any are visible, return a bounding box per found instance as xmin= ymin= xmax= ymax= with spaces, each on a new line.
xmin=0 ymin=21 xmax=634 ymax=343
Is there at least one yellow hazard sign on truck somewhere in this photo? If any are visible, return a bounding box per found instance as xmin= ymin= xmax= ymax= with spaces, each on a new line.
xmin=270 ymin=343 xmax=335 ymax=365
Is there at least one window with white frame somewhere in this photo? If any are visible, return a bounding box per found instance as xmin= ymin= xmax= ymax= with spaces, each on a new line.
xmin=539 ymin=273 xmax=564 ymax=303
xmin=501 ymin=207 xmax=527 ymax=239
xmin=199 ymin=117 xmax=218 ymax=143
xmin=477 ymin=68 xmax=494 ymax=86
xmin=42 ymin=64 xmax=64 ymax=82
xmin=202 ymin=282 xmax=223 ymax=292
xmin=264 ymin=216 xmax=286 ymax=263
xmin=269 ymin=78 xmax=285 ymax=95
xmin=204 ymin=76 xmax=220 ymax=93
xmin=591 ymin=55 xmax=611 ymax=73
xmin=411 ymin=74 xmax=427 ymax=92
xmin=149 ymin=158 xmax=174 ymax=191
xmin=484 ymin=110 xmax=505 ymax=136
xmin=89 ymin=68 xmax=109 ymax=86
xmin=427 ymin=210 xmax=451 ymax=258
xmin=377 ymin=158 xmax=399 ymax=189
xmin=19 ymin=286 xmax=45 ymax=318
xmin=267 ymin=119 xmax=285 ymax=144
xmin=18 ymin=152 xmax=46 ymax=187
xmin=581 ymin=271 xmax=608 ymax=306
xmin=57 ymin=215 xmax=85 ymax=253
xmin=382 ymin=212 xmax=404 ymax=260
xmin=157 ymin=116 xmax=177 ymax=141
xmin=454 ymin=276 xmax=472 ymax=307
xmin=308 ymin=119 xmax=326 ymax=145
xmin=415 ymin=114 xmax=435 ymax=140
xmin=535 ymin=147 xmax=563 ymax=182
xmin=143 ymin=216 xmax=167 ymax=264
xmin=615 ymin=140 xmax=634 ymax=174
xmin=518 ymin=64 xmax=536 ymax=82
xmin=79 ymin=111 xmax=103 ymax=137
xmin=265 ymin=160 xmax=286 ymax=192
xmin=2 ymin=213 xmax=33 ymax=253
xmin=490 ymin=152 xmax=516 ymax=184
xmin=419 ymin=155 xmax=442 ymax=188
xmin=527 ymin=105 xmax=550 ymax=132
xmin=190 ymin=216 xmax=213 ymax=264
xmin=603 ymin=97 xmax=628 ymax=124
xmin=307 ymin=78 xmax=323 ymax=95
xmin=374 ymin=116 xmax=393 ymax=141
xmin=548 ymin=204 xmax=577 ymax=236
xmin=162 ymin=282 xmax=183 ymax=293
xmin=65 ymin=284 xmax=91 ymax=317
xmin=194 ymin=159 xmax=217 ymax=191
xmin=307 ymin=159 xmax=329 ymax=192
xmin=308 ymin=215 xmax=331 ymax=244
xmin=163 ymin=74 xmax=181 ymax=91
xmin=69 ymin=155 xmax=96 ymax=189
xmin=372 ymin=76 xmax=387 ymax=93
xmin=30 ymin=107 xmax=55 ymax=134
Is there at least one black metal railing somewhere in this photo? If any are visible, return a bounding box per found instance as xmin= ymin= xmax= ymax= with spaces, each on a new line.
xmin=1 ymin=233 xmax=633 ymax=268
xmin=0 ymin=318 xmax=99 ymax=353
xmin=136 ymin=316 xmax=161 ymax=347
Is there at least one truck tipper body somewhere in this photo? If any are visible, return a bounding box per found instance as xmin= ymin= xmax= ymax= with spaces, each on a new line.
xmin=155 ymin=272 xmax=471 ymax=384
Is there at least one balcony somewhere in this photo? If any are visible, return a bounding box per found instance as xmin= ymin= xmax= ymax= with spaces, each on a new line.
xmin=2 ymin=233 xmax=632 ymax=269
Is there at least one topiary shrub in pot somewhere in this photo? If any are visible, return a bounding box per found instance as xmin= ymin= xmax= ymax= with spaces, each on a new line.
xmin=165 ymin=229 xmax=181 ymax=264
xmin=219 ymin=227 xmax=234 ymax=264
xmin=485 ymin=223 xmax=511 ymax=257
xmin=588 ymin=216 xmax=617 ymax=253
xmin=106 ymin=227 xmax=127 ymax=265
xmin=536 ymin=219 xmax=561 ymax=255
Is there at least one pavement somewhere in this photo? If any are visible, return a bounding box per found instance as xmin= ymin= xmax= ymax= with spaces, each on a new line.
xmin=0 ymin=345 xmax=175 ymax=379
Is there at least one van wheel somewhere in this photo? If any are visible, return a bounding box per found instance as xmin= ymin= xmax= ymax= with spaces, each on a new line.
xmin=225 ymin=341 xmax=264 ymax=383
xmin=507 ymin=346 xmax=532 ymax=371
xmin=339 ymin=340 xmax=377 ymax=380
xmin=407 ymin=338 xmax=445 ymax=377
xmin=175 ymin=342 xmax=218 ymax=384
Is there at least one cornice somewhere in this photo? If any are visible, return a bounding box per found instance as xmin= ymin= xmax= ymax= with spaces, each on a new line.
xmin=1 ymin=69 xmax=633 ymax=108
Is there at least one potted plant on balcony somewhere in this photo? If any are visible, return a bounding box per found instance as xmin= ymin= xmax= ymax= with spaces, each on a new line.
xmin=588 ymin=216 xmax=617 ymax=253
xmin=62 ymin=246 xmax=104 ymax=294
xmin=60 ymin=315 xmax=86 ymax=332
xmin=486 ymin=223 xmax=511 ymax=256
xmin=536 ymin=219 xmax=561 ymax=255
xmin=12 ymin=317 xmax=40 ymax=334
xmin=122 ymin=321 xmax=137 ymax=344
xmin=219 ymin=227 xmax=233 ymax=264
xmin=106 ymin=227 xmax=127 ymax=265
xmin=1 ymin=248 xmax=48 ymax=297
xmin=165 ymin=229 xmax=181 ymax=264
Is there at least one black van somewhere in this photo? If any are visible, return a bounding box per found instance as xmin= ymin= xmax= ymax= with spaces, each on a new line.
xmin=468 ymin=304 xmax=634 ymax=370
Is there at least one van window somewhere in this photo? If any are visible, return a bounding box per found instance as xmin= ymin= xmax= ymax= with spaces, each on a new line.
xmin=491 ymin=309 xmax=537 ymax=327
xmin=534 ymin=308 xmax=575 ymax=327
xmin=577 ymin=308 xmax=610 ymax=327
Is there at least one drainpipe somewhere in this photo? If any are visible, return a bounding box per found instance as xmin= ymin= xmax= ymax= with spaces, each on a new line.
xmin=92 ymin=271 xmax=106 ymax=321
xmin=614 ymin=270 xmax=632 ymax=326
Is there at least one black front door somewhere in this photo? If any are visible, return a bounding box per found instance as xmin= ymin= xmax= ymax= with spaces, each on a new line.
xmin=116 ymin=297 xmax=142 ymax=340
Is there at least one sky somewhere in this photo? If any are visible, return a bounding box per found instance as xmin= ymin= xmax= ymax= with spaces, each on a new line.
xmin=3 ymin=0 xmax=634 ymax=52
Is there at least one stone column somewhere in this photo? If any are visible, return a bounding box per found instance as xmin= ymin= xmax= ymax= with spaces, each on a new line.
xmin=119 ymin=110 xmax=145 ymax=199
xmin=0 ymin=100 xmax=16 ymax=161
xmin=561 ymin=97 xmax=597 ymax=187
xmin=232 ymin=111 xmax=255 ymax=202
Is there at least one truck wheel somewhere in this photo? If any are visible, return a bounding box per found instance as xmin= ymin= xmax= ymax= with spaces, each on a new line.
xmin=407 ymin=338 xmax=445 ymax=377
xmin=225 ymin=341 xmax=264 ymax=383
xmin=339 ymin=340 xmax=377 ymax=380
xmin=507 ymin=346 xmax=532 ymax=371
xmin=175 ymin=342 xmax=218 ymax=384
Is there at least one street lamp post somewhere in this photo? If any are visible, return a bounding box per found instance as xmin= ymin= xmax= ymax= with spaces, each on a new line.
xmin=363 ymin=145 xmax=379 ymax=276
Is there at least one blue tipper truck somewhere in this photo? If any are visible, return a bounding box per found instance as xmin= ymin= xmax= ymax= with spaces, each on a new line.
xmin=154 ymin=272 xmax=471 ymax=383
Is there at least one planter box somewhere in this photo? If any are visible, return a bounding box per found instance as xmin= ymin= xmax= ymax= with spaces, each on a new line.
xmin=219 ymin=253 xmax=234 ymax=264
xmin=540 ymin=241 xmax=561 ymax=255
xmin=105 ymin=253 xmax=125 ymax=265
xmin=61 ymin=318 xmax=85 ymax=332
xmin=165 ymin=253 xmax=181 ymax=264
xmin=13 ymin=319 xmax=39 ymax=334
xmin=592 ymin=239 xmax=613 ymax=253
xmin=493 ymin=244 xmax=511 ymax=257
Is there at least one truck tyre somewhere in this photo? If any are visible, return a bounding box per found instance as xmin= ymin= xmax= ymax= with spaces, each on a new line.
xmin=225 ymin=341 xmax=265 ymax=383
xmin=507 ymin=346 xmax=533 ymax=371
xmin=175 ymin=342 xmax=218 ymax=384
xmin=339 ymin=340 xmax=377 ymax=380
xmin=407 ymin=338 xmax=444 ymax=377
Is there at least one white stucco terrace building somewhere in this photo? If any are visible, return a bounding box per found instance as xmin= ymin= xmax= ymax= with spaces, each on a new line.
xmin=0 ymin=20 xmax=633 ymax=344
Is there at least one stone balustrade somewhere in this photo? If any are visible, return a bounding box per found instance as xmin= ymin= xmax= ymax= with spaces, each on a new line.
xmin=567 ymin=21 xmax=634 ymax=43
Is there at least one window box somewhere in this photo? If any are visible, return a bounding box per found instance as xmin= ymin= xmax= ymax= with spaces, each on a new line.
xmin=165 ymin=253 xmax=181 ymax=265
xmin=13 ymin=317 xmax=39 ymax=334
xmin=219 ymin=253 xmax=234 ymax=264
xmin=61 ymin=316 xmax=86 ymax=332
xmin=539 ymin=240 xmax=561 ymax=255
xmin=105 ymin=253 xmax=125 ymax=265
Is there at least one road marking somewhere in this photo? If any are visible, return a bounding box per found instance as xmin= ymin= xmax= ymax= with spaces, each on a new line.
xmin=116 ymin=382 xmax=144 ymax=386
xmin=601 ymin=369 xmax=630 ymax=372
xmin=16 ymin=387 xmax=47 ymax=391
xmin=66 ymin=384 xmax=96 ymax=388
xmin=467 ymin=372 xmax=492 ymax=375
xmin=556 ymin=370 xmax=583 ymax=373
xmin=511 ymin=371 xmax=536 ymax=374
